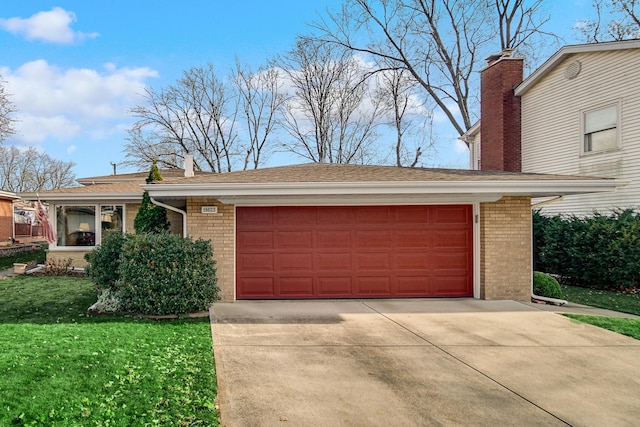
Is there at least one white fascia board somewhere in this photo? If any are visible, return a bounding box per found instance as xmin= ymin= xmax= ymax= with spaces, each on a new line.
xmin=144 ymin=179 xmax=624 ymax=199
xmin=0 ymin=190 xmax=19 ymax=200
xmin=515 ymin=40 xmax=640 ymax=96
xmin=18 ymin=192 xmax=143 ymax=203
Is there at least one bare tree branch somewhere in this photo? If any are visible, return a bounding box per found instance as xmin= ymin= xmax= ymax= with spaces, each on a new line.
xmin=0 ymin=146 xmax=75 ymax=192
xmin=0 ymin=76 xmax=17 ymax=144
xmin=274 ymin=38 xmax=382 ymax=164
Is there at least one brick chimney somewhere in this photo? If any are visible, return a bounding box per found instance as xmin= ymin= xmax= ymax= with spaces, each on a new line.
xmin=480 ymin=50 xmax=524 ymax=172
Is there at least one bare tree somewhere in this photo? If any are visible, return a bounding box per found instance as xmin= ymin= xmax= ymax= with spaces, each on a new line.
xmin=125 ymin=64 xmax=240 ymax=173
xmin=0 ymin=146 xmax=75 ymax=192
xmin=235 ymin=61 xmax=287 ymax=169
xmin=575 ymin=0 xmax=640 ymax=42
xmin=0 ymin=76 xmax=16 ymax=144
xmin=276 ymin=38 xmax=382 ymax=164
xmin=375 ymin=66 xmax=434 ymax=167
xmin=313 ymin=0 xmax=556 ymax=137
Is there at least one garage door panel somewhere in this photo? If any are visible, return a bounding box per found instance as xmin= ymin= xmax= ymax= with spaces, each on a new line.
xmin=278 ymin=231 xmax=313 ymax=248
xmin=432 ymin=252 xmax=471 ymax=270
xmin=317 ymin=207 xmax=354 ymax=226
xmin=433 ymin=206 xmax=471 ymax=224
xmin=239 ymin=277 xmax=275 ymax=297
xmin=317 ymin=230 xmax=351 ymax=248
xmin=279 ymin=253 xmax=313 ymax=271
xmin=431 ymin=275 xmax=472 ymax=296
xmin=236 ymin=206 xmax=473 ymax=299
xmin=355 ymin=230 xmax=391 ymax=248
xmin=433 ymin=229 xmax=471 ymax=248
xmin=317 ymin=252 xmax=352 ymax=270
xmin=356 ymin=208 xmax=390 ymax=224
xmin=395 ymin=252 xmax=430 ymax=269
xmin=356 ymin=276 xmax=391 ymax=295
xmin=277 ymin=208 xmax=316 ymax=226
xmin=356 ymin=253 xmax=391 ymax=270
xmin=395 ymin=230 xmax=429 ymax=248
xmin=238 ymin=253 xmax=274 ymax=271
xmin=318 ymin=277 xmax=353 ymax=296
xmin=238 ymin=231 xmax=274 ymax=249
xmin=396 ymin=206 xmax=430 ymax=223
xmin=238 ymin=208 xmax=274 ymax=225
xmin=279 ymin=277 xmax=314 ymax=296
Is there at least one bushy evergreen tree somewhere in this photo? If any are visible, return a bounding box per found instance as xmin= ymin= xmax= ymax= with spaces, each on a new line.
xmin=134 ymin=160 xmax=170 ymax=234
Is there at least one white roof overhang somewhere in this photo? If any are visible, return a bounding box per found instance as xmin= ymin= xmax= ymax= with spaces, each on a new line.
xmin=143 ymin=179 xmax=625 ymax=206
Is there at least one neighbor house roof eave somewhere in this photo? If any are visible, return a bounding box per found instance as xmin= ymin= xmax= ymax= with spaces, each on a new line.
xmin=515 ymin=39 xmax=640 ymax=96
xmin=17 ymin=192 xmax=143 ymax=203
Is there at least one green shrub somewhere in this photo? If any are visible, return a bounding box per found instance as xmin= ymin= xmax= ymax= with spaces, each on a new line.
xmin=533 ymin=272 xmax=563 ymax=299
xmin=534 ymin=209 xmax=640 ymax=290
xmin=134 ymin=192 xmax=170 ymax=234
xmin=116 ymin=233 xmax=218 ymax=315
xmin=84 ymin=232 xmax=127 ymax=290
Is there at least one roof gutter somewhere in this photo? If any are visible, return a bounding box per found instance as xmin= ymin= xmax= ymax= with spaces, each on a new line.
xmin=149 ymin=196 xmax=187 ymax=238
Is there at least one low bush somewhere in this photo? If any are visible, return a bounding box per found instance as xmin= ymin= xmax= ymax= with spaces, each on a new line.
xmin=86 ymin=233 xmax=219 ymax=315
xmin=533 ymin=272 xmax=563 ymax=299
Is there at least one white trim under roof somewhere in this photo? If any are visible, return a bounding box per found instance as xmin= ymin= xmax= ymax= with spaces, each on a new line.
xmin=0 ymin=190 xmax=20 ymax=200
xmin=17 ymin=192 xmax=142 ymax=203
xmin=515 ymin=39 xmax=640 ymax=96
xmin=144 ymin=179 xmax=626 ymax=205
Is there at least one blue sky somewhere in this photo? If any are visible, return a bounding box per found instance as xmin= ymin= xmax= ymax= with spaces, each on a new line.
xmin=0 ymin=1 xmax=595 ymax=179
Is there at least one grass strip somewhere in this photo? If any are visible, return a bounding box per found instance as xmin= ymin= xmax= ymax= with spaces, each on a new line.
xmin=560 ymin=284 xmax=640 ymax=316
xmin=564 ymin=314 xmax=640 ymax=340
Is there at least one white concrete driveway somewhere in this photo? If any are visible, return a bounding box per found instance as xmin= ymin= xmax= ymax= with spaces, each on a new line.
xmin=210 ymin=299 xmax=640 ymax=427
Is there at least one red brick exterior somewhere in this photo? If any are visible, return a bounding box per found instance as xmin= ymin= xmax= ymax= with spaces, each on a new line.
xmin=0 ymin=199 xmax=13 ymax=243
xmin=480 ymin=57 xmax=523 ymax=172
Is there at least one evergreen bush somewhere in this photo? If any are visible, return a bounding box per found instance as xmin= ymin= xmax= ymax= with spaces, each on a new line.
xmin=534 ymin=209 xmax=640 ymax=290
xmin=533 ymin=272 xmax=563 ymax=299
xmin=116 ymin=233 xmax=219 ymax=315
xmin=84 ymin=231 xmax=127 ymax=291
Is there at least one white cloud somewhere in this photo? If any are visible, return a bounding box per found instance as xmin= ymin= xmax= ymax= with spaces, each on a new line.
xmin=0 ymin=7 xmax=99 ymax=44
xmin=1 ymin=60 xmax=158 ymax=143
xmin=66 ymin=145 xmax=77 ymax=155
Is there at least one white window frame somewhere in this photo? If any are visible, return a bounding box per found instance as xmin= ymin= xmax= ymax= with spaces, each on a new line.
xmin=52 ymin=203 xmax=126 ymax=250
xmin=581 ymin=101 xmax=621 ymax=155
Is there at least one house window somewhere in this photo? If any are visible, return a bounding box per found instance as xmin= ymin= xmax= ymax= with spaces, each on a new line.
xmin=583 ymin=104 xmax=619 ymax=153
xmin=55 ymin=204 xmax=124 ymax=247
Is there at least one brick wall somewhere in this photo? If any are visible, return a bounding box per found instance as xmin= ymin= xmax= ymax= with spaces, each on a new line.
xmin=480 ymin=56 xmax=523 ymax=172
xmin=480 ymin=196 xmax=531 ymax=301
xmin=0 ymin=200 xmax=13 ymax=243
xmin=186 ymin=198 xmax=235 ymax=302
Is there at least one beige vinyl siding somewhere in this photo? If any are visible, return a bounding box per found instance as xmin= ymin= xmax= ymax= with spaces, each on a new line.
xmin=522 ymin=49 xmax=640 ymax=216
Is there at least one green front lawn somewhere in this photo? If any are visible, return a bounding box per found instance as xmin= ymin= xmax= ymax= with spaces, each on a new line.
xmin=564 ymin=314 xmax=640 ymax=340
xmin=561 ymin=284 xmax=640 ymax=316
xmin=0 ymin=275 xmax=218 ymax=426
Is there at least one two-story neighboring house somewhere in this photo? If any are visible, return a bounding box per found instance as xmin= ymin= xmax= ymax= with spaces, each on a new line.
xmin=464 ymin=39 xmax=640 ymax=215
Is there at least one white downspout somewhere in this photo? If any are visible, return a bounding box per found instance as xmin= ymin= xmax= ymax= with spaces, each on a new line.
xmin=531 ymin=196 xmax=567 ymax=306
xmin=150 ymin=197 xmax=187 ymax=238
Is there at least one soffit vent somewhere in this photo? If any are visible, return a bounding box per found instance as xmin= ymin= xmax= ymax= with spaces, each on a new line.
xmin=565 ymin=60 xmax=582 ymax=80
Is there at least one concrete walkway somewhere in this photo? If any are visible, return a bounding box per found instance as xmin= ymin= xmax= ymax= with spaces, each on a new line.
xmin=210 ymin=299 xmax=640 ymax=427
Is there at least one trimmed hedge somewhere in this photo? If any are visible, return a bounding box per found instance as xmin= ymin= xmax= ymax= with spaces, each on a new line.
xmin=534 ymin=209 xmax=640 ymax=290
xmin=85 ymin=233 xmax=219 ymax=315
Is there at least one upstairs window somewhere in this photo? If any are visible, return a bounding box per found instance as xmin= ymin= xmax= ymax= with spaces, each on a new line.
xmin=583 ymin=104 xmax=619 ymax=153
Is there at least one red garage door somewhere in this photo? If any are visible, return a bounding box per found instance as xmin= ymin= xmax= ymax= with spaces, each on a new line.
xmin=236 ymin=205 xmax=473 ymax=299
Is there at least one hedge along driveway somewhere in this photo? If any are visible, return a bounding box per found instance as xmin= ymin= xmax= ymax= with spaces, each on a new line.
xmin=0 ymin=275 xmax=219 ymax=426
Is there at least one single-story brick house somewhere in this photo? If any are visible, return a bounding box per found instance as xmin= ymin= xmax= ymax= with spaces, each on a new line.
xmin=0 ymin=190 xmax=20 ymax=244
xmin=20 ymin=163 xmax=621 ymax=302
